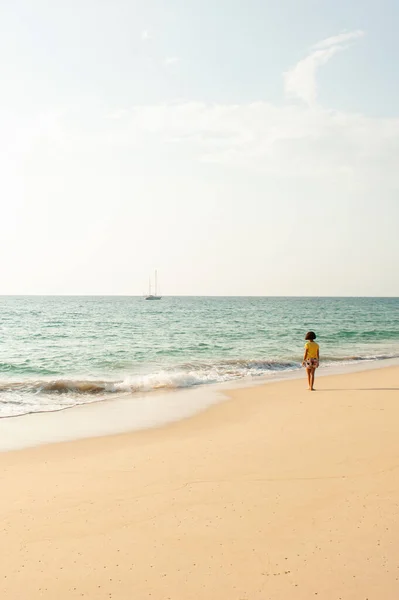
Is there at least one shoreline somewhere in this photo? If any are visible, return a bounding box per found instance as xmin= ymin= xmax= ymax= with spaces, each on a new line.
xmin=1 ymin=364 xmax=399 ymax=598
xmin=1 ymin=356 xmax=399 ymax=453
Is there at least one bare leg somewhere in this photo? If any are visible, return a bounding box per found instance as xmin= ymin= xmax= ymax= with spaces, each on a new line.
xmin=306 ymin=368 xmax=312 ymax=390
xmin=310 ymin=368 xmax=316 ymax=390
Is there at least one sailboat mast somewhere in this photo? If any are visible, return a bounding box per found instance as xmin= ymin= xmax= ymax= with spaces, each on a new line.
xmin=155 ymin=270 xmax=157 ymax=296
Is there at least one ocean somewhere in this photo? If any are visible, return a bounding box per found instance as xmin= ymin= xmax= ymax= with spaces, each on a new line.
xmin=0 ymin=296 xmax=398 ymax=418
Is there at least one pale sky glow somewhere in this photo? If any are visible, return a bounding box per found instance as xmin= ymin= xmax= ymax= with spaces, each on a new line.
xmin=1 ymin=0 xmax=398 ymax=296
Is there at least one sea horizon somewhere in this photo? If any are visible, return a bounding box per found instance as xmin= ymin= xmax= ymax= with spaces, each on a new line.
xmin=1 ymin=294 xmax=398 ymax=298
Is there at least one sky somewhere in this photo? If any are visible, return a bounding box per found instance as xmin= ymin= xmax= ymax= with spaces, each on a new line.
xmin=1 ymin=0 xmax=399 ymax=296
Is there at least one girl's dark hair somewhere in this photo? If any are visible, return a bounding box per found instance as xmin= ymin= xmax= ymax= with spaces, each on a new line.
xmin=305 ymin=331 xmax=317 ymax=341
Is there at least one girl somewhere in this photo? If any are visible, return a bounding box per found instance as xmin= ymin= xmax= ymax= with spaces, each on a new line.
xmin=302 ymin=331 xmax=319 ymax=391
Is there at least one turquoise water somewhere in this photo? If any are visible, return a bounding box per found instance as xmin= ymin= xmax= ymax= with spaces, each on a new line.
xmin=0 ymin=296 xmax=398 ymax=417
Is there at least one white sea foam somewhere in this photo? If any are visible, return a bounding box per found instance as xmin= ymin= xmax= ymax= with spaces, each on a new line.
xmin=1 ymin=352 xmax=399 ymax=418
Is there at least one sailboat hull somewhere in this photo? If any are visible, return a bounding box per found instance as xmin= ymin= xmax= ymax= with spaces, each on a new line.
xmin=145 ymin=270 xmax=161 ymax=299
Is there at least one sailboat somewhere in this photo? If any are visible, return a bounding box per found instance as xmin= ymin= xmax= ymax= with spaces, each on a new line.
xmin=145 ymin=270 xmax=162 ymax=300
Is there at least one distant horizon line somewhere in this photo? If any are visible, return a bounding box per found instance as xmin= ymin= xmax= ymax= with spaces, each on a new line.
xmin=0 ymin=295 xmax=398 ymax=299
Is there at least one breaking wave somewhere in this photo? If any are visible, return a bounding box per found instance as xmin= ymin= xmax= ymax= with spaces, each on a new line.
xmin=0 ymin=359 xmax=298 ymax=398
xmin=0 ymin=353 xmax=398 ymax=418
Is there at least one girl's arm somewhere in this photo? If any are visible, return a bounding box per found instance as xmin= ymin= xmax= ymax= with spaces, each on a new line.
xmin=317 ymin=348 xmax=320 ymax=361
xmin=302 ymin=348 xmax=308 ymax=365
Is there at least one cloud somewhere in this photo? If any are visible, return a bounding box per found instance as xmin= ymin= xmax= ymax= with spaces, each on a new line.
xmin=141 ymin=29 xmax=151 ymax=41
xmin=106 ymin=109 xmax=129 ymax=120
xmin=107 ymin=101 xmax=399 ymax=184
xmin=12 ymin=31 xmax=399 ymax=191
xmin=164 ymin=57 xmax=180 ymax=66
xmin=284 ymin=30 xmax=365 ymax=106
xmin=312 ymin=30 xmax=365 ymax=50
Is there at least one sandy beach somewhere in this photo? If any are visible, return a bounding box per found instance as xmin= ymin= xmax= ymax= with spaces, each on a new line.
xmin=1 ymin=365 xmax=399 ymax=599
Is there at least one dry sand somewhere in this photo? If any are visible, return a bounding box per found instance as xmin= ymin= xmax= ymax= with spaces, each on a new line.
xmin=1 ymin=366 xmax=399 ymax=599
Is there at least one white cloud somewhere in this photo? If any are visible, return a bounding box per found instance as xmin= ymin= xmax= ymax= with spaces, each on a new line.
xmin=284 ymin=30 xmax=365 ymax=106
xmin=108 ymin=102 xmax=399 ymax=185
xmin=164 ymin=57 xmax=180 ymax=66
xmin=106 ymin=109 xmax=129 ymax=120
xmin=141 ymin=29 xmax=151 ymax=41
xmin=312 ymin=30 xmax=365 ymax=50
xmin=12 ymin=32 xmax=399 ymax=190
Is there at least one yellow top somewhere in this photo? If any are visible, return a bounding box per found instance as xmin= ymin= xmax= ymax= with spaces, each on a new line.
xmin=304 ymin=341 xmax=319 ymax=359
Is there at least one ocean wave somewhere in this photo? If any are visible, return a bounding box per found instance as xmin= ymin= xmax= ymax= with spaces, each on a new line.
xmin=332 ymin=330 xmax=399 ymax=341
xmin=0 ymin=358 xmax=299 ymax=399
xmin=0 ymin=362 xmax=57 ymax=376
xmin=321 ymin=352 xmax=399 ymax=363
xmin=0 ymin=352 xmax=398 ymax=418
